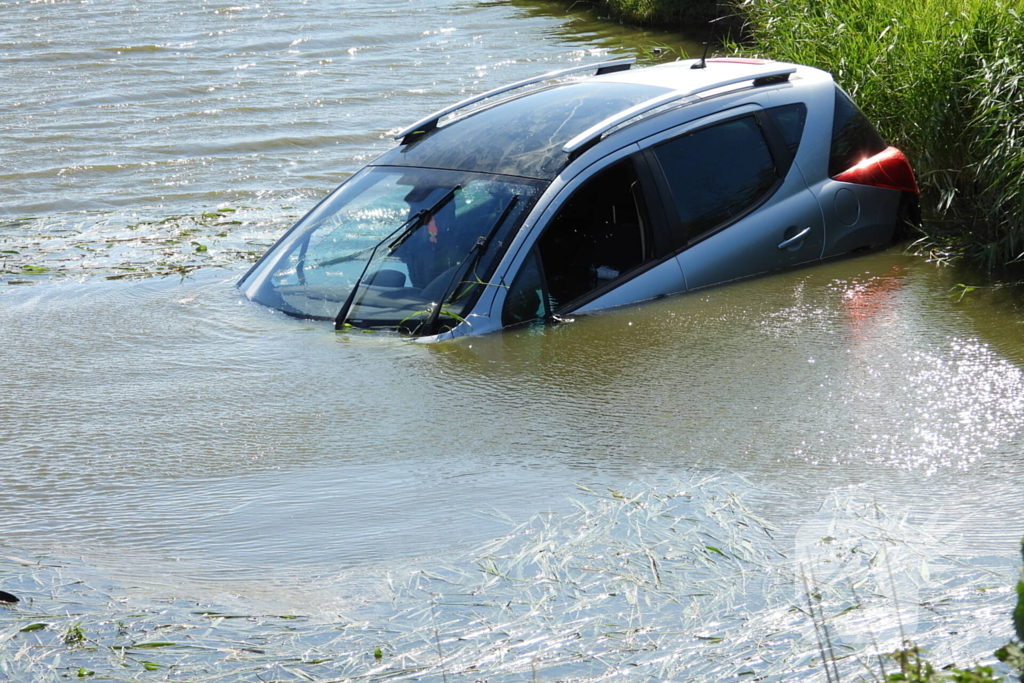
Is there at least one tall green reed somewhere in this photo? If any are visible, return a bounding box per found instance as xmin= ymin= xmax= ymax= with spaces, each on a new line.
xmin=733 ymin=0 xmax=1024 ymax=272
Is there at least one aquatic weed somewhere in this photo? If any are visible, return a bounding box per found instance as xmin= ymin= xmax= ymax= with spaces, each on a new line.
xmin=0 ymin=478 xmax=1016 ymax=682
xmin=0 ymin=206 xmax=290 ymax=285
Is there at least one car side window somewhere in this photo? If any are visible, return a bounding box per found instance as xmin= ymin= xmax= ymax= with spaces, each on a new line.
xmin=534 ymin=159 xmax=654 ymax=312
xmin=502 ymin=248 xmax=550 ymax=327
xmin=765 ymin=103 xmax=808 ymax=156
xmin=653 ymin=115 xmax=779 ymax=245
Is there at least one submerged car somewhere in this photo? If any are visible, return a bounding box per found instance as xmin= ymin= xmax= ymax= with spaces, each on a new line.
xmin=238 ymin=56 xmax=918 ymax=339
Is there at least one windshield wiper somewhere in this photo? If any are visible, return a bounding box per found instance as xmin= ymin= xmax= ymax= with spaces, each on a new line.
xmin=334 ymin=185 xmax=461 ymax=330
xmin=420 ymin=193 xmax=520 ymax=337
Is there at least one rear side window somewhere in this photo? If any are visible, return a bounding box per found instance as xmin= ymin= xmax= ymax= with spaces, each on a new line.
xmin=829 ymin=87 xmax=887 ymax=177
xmin=653 ymin=116 xmax=779 ymax=244
xmin=765 ymin=103 xmax=807 ymax=155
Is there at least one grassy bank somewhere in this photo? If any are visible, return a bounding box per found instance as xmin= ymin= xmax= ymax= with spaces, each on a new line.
xmin=574 ymin=0 xmax=722 ymax=30
xmin=732 ymin=0 xmax=1024 ymax=274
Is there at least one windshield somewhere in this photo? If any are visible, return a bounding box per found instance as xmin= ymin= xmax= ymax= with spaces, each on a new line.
xmin=239 ymin=166 xmax=543 ymax=334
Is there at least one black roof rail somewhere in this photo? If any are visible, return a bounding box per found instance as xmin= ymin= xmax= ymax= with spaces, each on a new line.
xmin=394 ymin=58 xmax=636 ymax=145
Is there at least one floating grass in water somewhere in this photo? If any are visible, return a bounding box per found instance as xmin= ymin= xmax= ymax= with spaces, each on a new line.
xmin=0 ymin=205 xmax=299 ymax=286
xmin=0 ymin=476 xmax=1016 ymax=682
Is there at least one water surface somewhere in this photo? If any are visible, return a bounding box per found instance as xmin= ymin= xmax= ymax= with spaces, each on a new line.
xmin=2 ymin=0 xmax=1023 ymax=679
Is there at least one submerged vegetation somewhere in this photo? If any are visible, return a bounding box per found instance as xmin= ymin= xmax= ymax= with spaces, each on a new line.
xmin=0 ymin=206 xmax=293 ymax=285
xmin=1 ymin=479 xmax=1019 ymax=681
xmin=733 ymin=0 xmax=1024 ymax=275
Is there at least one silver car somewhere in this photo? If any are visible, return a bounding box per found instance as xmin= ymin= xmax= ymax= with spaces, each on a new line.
xmin=239 ymin=57 xmax=919 ymax=339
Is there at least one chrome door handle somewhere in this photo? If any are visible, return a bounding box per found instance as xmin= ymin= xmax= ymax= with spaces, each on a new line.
xmin=778 ymin=226 xmax=812 ymax=250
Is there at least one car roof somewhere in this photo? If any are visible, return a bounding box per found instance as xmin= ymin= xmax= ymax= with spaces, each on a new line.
xmin=372 ymin=58 xmax=833 ymax=181
xmin=592 ymin=57 xmax=830 ymax=91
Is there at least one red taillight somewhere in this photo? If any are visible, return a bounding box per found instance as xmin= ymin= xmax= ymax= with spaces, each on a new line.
xmin=833 ymin=146 xmax=919 ymax=194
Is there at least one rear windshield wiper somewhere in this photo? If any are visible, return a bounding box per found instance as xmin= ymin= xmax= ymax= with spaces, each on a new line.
xmin=420 ymin=193 xmax=520 ymax=337
xmin=334 ymin=185 xmax=461 ymax=330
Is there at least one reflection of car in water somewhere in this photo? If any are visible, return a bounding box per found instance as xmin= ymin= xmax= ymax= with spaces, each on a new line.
xmin=239 ymin=57 xmax=919 ymax=340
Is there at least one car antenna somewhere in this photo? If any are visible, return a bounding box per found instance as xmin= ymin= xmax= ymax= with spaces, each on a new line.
xmin=691 ymin=26 xmax=713 ymax=69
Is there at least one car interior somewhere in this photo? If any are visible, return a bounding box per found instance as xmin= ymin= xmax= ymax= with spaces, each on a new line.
xmin=536 ymin=160 xmax=653 ymax=312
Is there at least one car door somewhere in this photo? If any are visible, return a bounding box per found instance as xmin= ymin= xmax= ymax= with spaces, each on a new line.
xmin=643 ymin=104 xmax=825 ymax=290
xmin=499 ymin=151 xmax=684 ymax=327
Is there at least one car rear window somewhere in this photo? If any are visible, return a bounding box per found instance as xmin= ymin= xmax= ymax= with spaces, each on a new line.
xmin=829 ymin=87 xmax=887 ymax=177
